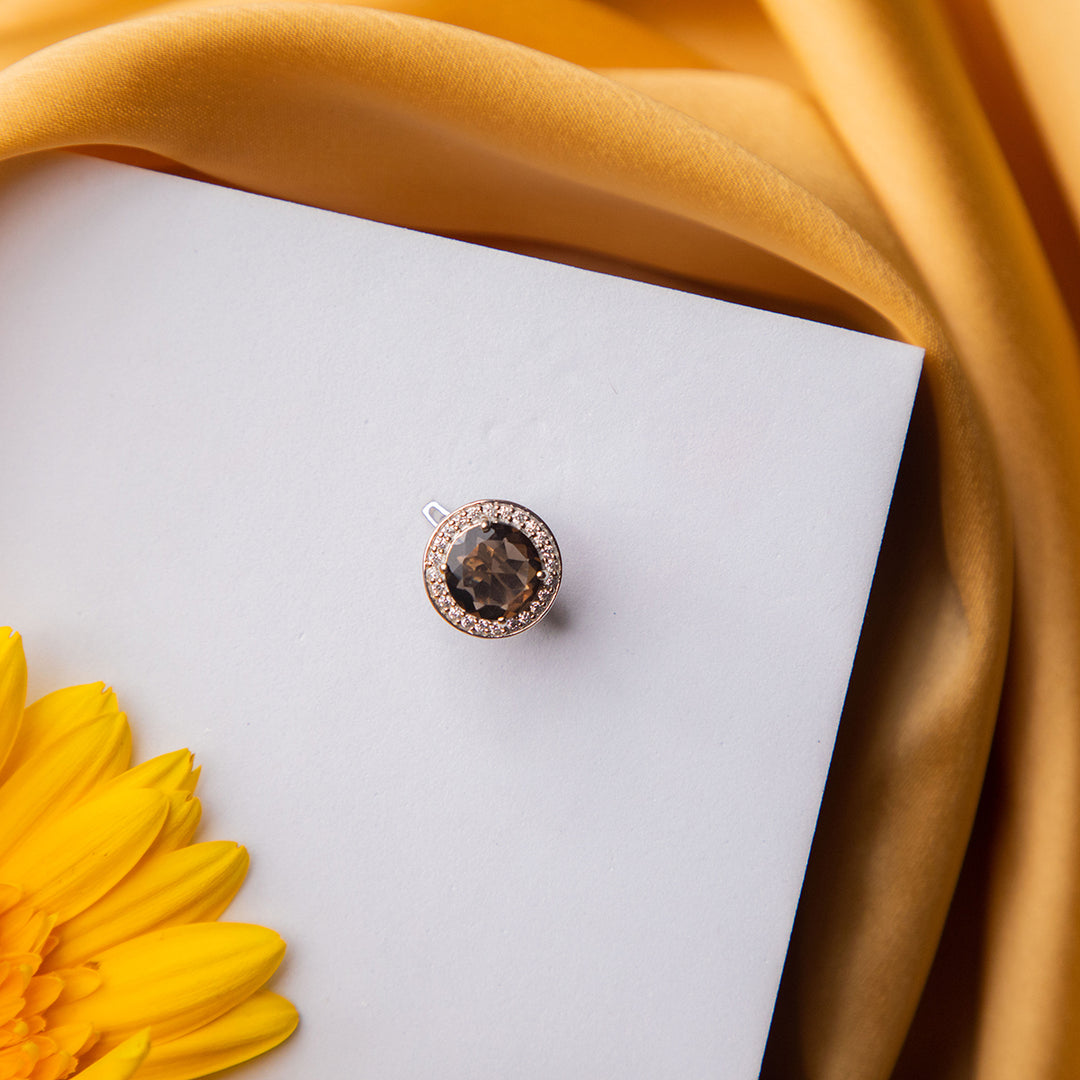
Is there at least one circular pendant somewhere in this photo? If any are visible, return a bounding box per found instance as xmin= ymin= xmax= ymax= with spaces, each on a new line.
xmin=423 ymin=500 xmax=562 ymax=638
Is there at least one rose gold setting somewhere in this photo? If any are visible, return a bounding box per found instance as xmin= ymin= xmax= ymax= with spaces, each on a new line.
xmin=423 ymin=500 xmax=562 ymax=638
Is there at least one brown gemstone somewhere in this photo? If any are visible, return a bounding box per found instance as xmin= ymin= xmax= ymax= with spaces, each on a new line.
xmin=445 ymin=522 xmax=543 ymax=620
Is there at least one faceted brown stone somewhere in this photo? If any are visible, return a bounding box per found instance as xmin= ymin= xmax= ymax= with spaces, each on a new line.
xmin=445 ymin=522 xmax=543 ymax=620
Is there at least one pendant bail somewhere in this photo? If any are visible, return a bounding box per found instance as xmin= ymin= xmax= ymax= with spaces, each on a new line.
xmin=422 ymin=501 xmax=450 ymax=528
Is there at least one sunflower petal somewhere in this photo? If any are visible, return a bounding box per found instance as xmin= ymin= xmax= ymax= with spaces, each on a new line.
xmin=135 ymin=991 xmax=298 ymax=1080
xmin=0 ymin=630 xmax=27 ymax=777
xmin=30 ymin=1049 xmax=74 ymax=1080
xmin=0 ymin=710 xmax=131 ymax=860
xmin=0 ymin=902 xmax=56 ymax=956
xmin=1 ymin=683 xmax=117 ymax=784
xmin=46 ymin=923 xmax=286 ymax=1048
xmin=45 ymin=842 xmax=248 ymax=970
xmin=50 ymin=969 xmax=101 ymax=1006
xmin=98 ymin=750 xmax=198 ymax=797
xmin=0 ymin=1037 xmax=37 ymax=1074
xmin=146 ymin=794 xmax=201 ymax=859
xmin=23 ymin=973 xmax=64 ymax=1014
xmin=73 ymin=1030 xmax=150 ymax=1080
xmin=42 ymin=1021 xmax=95 ymax=1055
xmin=0 ymin=789 xmax=167 ymax=922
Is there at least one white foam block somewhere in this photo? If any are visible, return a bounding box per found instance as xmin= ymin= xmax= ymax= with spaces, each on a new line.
xmin=0 ymin=153 xmax=920 ymax=1078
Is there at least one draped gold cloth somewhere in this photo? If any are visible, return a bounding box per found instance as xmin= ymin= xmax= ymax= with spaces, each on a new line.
xmin=1 ymin=2 xmax=1077 ymax=1077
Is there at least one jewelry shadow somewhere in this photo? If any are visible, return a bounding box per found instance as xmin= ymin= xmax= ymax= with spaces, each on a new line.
xmin=534 ymin=596 xmax=572 ymax=636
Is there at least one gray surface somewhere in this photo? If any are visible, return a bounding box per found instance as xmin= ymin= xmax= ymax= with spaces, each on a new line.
xmin=0 ymin=154 xmax=920 ymax=1078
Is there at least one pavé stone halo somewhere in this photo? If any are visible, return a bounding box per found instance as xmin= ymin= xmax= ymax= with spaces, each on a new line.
xmin=422 ymin=500 xmax=562 ymax=638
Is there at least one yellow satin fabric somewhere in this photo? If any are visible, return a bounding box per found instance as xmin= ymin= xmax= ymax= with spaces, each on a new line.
xmin=1 ymin=2 xmax=1076 ymax=1077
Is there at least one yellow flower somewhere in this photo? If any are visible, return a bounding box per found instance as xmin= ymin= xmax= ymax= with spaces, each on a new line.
xmin=0 ymin=629 xmax=297 ymax=1080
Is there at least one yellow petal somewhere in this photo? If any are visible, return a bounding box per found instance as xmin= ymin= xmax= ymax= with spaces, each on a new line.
xmin=73 ymin=1030 xmax=150 ymax=1080
xmin=0 ymin=789 xmax=166 ymax=922
xmin=23 ymin=973 xmax=63 ymax=1014
xmin=1 ymin=682 xmax=117 ymax=783
xmin=135 ymin=991 xmax=297 ymax=1080
xmin=45 ymin=842 xmax=248 ymax=970
xmin=99 ymin=750 xmax=198 ymax=797
xmin=42 ymin=1021 xmax=94 ymax=1056
xmin=51 ymin=968 xmax=102 ymax=1006
xmin=92 ymin=755 xmax=201 ymax=864
xmin=146 ymin=794 xmax=201 ymax=859
xmin=0 ymin=902 xmax=55 ymax=956
xmin=0 ymin=709 xmax=131 ymax=860
xmin=31 ymin=1049 xmax=74 ymax=1080
xmin=47 ymin=923 xmax=286 ymax=1048
xmin=0 ymin=962 xmax=29 ymax=1019
xmin=0 ymin=1038 xmax=37 ymax=1074
xmin=0 ymin=630 xmax=27 ymax=777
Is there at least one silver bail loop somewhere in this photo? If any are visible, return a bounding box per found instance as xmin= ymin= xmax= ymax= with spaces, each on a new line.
xmin=422 ymin=501 xmax=450 ymax=528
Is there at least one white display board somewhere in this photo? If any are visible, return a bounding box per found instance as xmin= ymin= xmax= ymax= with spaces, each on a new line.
xmin=0 ymin=153 xmax=920 ymax=1078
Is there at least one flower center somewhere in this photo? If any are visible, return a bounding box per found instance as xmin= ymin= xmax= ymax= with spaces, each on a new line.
xmin=0 ymin=891 xmax=97 ymax=1080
